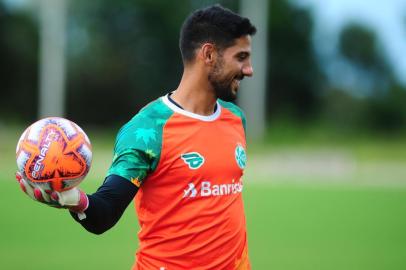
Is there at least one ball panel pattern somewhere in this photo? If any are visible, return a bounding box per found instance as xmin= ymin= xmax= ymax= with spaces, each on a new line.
xmin=16 ymin=117 xmax=92 ymax=192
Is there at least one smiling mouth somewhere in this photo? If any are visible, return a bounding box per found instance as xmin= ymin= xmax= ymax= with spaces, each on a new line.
xmin=234 ymin=76 xmax=244 ymax=86
xmin=233 ymin=79 xmax=241 ymax=91
xmin=231 ymin=74 xmax=244 ymax=92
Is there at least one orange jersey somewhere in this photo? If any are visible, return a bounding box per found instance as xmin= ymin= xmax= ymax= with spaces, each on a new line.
xmin=108 ymin=94 xmax=250 ymax=270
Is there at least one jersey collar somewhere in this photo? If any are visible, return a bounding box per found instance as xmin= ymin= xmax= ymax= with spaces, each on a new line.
xmin=162 ymin=94 xmax=221 ymax=122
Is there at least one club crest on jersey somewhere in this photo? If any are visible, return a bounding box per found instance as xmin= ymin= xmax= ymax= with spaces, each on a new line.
xmin=235 ymin=144 xmax=247 ymax=169
xmin=181 ymin=152 xmax=205 ymax=169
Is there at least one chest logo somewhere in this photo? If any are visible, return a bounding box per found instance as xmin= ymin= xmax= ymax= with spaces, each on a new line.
xmin=181 ymin=152 xmax=205 ymax=169
xmin=235 ymin=144 xmax=247 ymax=169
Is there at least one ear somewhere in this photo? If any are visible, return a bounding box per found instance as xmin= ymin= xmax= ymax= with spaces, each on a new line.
xmin=198 ymin=43 xmax=217 ymax=65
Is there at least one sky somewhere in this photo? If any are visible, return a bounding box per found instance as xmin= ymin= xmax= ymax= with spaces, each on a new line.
xmin=292 ymin=0 xmax=406 ymax=86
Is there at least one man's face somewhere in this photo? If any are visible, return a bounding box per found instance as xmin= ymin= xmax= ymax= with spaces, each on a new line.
xmin=208 ymin=35 xmax=253 ymax=101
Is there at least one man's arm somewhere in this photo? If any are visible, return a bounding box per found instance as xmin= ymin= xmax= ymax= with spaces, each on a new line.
xmin=70 ymin=174 xmax=138 ymax=235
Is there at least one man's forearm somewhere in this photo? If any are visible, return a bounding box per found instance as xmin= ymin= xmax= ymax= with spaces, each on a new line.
xmin=70 ymin=174 xmax=138 ymax=234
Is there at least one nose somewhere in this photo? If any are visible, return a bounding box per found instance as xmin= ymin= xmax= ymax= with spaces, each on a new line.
xmin=242 ymin=64 xmax=253 ymax=77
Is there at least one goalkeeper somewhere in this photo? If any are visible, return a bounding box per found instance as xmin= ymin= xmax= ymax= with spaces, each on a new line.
xmin=17 ymin=4 xmax=256 ymax=270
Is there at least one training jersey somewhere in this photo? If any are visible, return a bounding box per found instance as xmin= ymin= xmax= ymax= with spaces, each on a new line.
xmin=107 ymin=94 xmax=250 ymax=270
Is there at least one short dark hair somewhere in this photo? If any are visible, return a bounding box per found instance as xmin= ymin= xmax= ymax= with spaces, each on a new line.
xmin=179 ymin=4 xmax=257 ymax=63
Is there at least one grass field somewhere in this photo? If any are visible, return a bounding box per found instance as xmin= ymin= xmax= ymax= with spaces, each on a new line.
xmin=1 ymin=124 xmax=406 ymax=269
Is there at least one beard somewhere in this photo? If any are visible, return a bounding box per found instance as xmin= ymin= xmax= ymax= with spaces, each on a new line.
xmin=208 ymin=57 xmax=243 ymax=102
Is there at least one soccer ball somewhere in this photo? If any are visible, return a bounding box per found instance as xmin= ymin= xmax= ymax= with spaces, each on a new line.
xmin=16 ymin=117 xmax=92 ymax=192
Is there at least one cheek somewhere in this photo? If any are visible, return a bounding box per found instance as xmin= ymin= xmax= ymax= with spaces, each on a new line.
xmin=223 ymin=66 xmax=239 ymax=78
xmin=222 ymin=72 xmax=235 ymax=84
xmin=215 ymin=70 xmax=232 ymax=81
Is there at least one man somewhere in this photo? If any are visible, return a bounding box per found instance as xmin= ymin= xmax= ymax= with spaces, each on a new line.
xmin=16 ymin=4 xmax=256 ymax=270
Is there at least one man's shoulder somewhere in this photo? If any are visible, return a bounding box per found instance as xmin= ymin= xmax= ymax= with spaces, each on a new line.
xmin=218 ymin=99 xmax=247 ymax=134
xmin=218 ymin=99 xmax=245 ymax=120
xmin=127 ymin=97 xmax=173 ymax=125
xmin=135 ymin=97 xmax=174 ymax=121
xmin=117 ymin=96 xmax=173 ymax=140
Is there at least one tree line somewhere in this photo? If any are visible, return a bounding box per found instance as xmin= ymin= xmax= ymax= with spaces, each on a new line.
xmin=1 ymin=0 xmax=405 ymax=133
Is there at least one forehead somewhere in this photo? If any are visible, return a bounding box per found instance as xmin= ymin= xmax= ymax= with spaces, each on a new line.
xmin=223 ymin=35 xmax=252 ymax=55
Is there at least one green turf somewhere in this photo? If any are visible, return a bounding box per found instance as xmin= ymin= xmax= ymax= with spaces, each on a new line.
xmin=2 ymin=180 xmax=406 ymax=269
xmin=245 ymin=183 xmax=406 ymax=270
xmin=2 ymin=124 xmax=406 ymax=269
xmin=0 ymin=178 xmax=137 ymax=270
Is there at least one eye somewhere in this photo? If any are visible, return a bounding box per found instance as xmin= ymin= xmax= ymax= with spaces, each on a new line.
xmin=236 ymin=52 xmax=249 ymax=61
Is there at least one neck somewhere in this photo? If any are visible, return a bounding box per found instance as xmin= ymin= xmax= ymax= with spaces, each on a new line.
xmin=171 ymin=67 xmax=217 ymax=116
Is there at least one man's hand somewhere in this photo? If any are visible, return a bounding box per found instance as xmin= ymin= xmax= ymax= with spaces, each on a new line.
xmin=16 ymin=172 xmax=89 ymax=219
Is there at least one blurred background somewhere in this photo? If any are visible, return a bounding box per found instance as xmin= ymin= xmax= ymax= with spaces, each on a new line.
xmin=1 ymin=0 xmax=405 ymax=269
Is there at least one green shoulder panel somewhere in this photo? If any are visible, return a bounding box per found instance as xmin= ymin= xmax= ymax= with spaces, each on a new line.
xmin=107 ymin=98 xmax=173 ymax=185
xmin=218 ymin=99 xmax=247 ymax=135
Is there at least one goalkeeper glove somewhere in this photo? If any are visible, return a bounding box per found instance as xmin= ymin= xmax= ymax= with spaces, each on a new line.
xmin=16 ymin=172 xmax=88 ymax=220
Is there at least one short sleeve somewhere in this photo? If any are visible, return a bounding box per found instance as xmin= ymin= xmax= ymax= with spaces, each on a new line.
xmin=107 ymin=148 xmax=150 ymax=187
xmin=106 ymin=98 xmax=173 ymax=187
